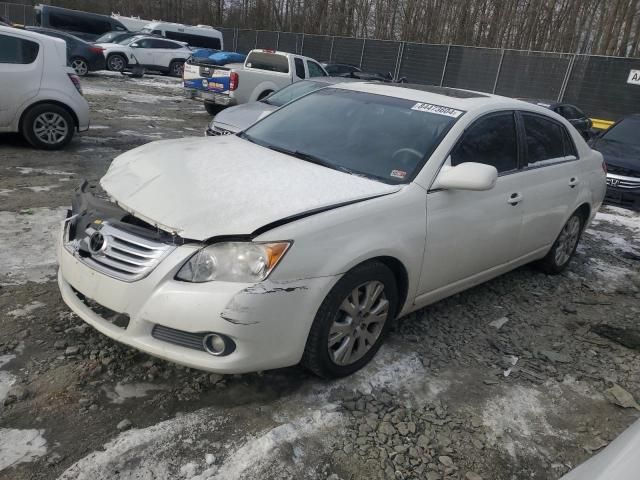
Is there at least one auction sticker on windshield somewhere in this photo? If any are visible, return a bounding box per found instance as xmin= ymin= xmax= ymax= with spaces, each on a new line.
xmin=411 ymin=103 xmax=463 ymax=118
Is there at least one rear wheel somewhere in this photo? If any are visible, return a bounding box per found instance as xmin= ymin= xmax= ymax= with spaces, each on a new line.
xmin=538 ymin=211 xmax=584 ymax=274
xmin=22 ymin=103 xmax=74 ymax=150
xmin=302 ymin=261 xmax=398 ymax=378
xmin=70 ymin=57 xmax=88 ymax=76
xmin=169 ymin=60 xmax=185 ymax=77
xmin=107 ymin=53 xmax=127 ymax=72
xmin=204 ymin=102 xmax=224 ymax=115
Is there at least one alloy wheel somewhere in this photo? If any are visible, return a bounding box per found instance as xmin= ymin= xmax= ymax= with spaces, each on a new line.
xmin=108 ymin=55 xmax=124 ymax=71
xmin=32 ymin=112 xmax=69 ymax=145
xmin=328 ymin=281 xmax=389 ymax=366
xmin=71 ymin=58 xmax=88 ymax=76
xmin=554 ymin=216 xmax=581 ymax=266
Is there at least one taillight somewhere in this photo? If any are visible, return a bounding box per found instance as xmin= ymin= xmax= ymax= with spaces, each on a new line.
xmin=229 ymin=72 xmax=239 ymax=91
xmin=68 ymin=73 xmax=83 ymax=95
xmin=89 ymin=46 xmax=104 ymax=54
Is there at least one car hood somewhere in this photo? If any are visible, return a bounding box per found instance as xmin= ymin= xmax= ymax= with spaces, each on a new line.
xmin=100 ymin=136 xmax=400 ymax=240
xmin=592 ymin=138 xmax=640 ymax=170
xmin=95 ymin=42 xmax=124 ymax=50
xmin=212 ymin=102 xmax=277 ymax=133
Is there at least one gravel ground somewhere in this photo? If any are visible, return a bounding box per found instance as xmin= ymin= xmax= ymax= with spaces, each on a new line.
xmin=0 ymin=72 xmax=639 ymax=480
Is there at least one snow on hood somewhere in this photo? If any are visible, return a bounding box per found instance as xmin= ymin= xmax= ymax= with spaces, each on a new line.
xmin=101 ymin=136 xmax=400 ymax=240
xmin=212 ymin=102 xmax=277 ymax=132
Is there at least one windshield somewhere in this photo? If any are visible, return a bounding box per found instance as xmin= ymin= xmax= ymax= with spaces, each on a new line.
xmin=120 ymin=35 xmax=143 ymax=45
xmin=243 ymin=88 xmax=462 ymax=183
xmin=263 ymin=81 xmax=327 ymax=107
xmin=602 ymin=117 xmax=640 ymax=146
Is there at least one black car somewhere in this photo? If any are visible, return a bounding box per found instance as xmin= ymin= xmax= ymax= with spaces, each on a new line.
xmin=27 ymin=27 xmax=106 ymax=75
xmin=321 ymin=63 xmax=361 ymax=76
xmin=35 ymin=4 xmax=127 ymax=41
xmin=321 ymin=62 xmax=406 ymax=83
xmin=590 ymin=114 xmax=640 ymax=209
xmin=520 ymin=99 xmax=593 ymax=140
xmin=94 ymin=31 xmax=142 ymax=45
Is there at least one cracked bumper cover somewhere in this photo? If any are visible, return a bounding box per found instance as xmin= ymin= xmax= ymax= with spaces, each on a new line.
xmin=58 ymin=225 xmax=338 ymax=374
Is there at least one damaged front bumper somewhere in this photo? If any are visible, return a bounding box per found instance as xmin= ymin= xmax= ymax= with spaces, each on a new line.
xmin=57 ymin=182 xmax=338 ymax=373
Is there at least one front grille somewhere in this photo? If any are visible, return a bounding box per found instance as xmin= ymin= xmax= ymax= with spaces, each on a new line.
xmin=607 ymin=173 xmax=640 ymax=189
xmin=152 ymin=325 xmax=206 ymax=352
xmin=65 ymin=222 xmax=175 ymax=282
xmin=606 ymin=165 xmax=639 ymax=178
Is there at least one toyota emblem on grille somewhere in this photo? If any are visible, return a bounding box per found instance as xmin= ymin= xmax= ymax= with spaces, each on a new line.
xmin=89 ymin=231 xmax=107 ymax=254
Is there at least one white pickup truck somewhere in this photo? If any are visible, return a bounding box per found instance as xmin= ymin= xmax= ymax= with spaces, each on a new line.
xmin=183 ymin=49 xmax=328 ymax=114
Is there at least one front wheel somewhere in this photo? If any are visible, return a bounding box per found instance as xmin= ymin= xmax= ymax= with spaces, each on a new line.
xmin=22 ymin=103 xmax=75 ymax=150
xmin=107 ymin=53 xmax=127 ymax=72
xmin=169 ymin=60 xmax=185 ymax=77
xmin=537 ymin=212 xmax=584 ymax=274
xmin=302 ymin=261 xmax=398 ymax=378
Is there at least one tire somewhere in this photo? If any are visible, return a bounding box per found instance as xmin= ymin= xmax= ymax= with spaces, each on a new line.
xmin=537 ymin=211 xmax=584 ymax=274
xmin=107 ymin=53 xmax=127 ymax=72
xmin=70 ymin=57 xmax=89 ymax=76
xmin=257 ymin=90 xmax=273 ymax=100
xmin=169 ymin=60 xmax=185 ymax=77
xmin=21 ymin=103 xmax=75 ymax=150
xmin=204 ymin=102 xmax=224 ymax=115
xmin=302 ymin=261 xmax=398 ymax=378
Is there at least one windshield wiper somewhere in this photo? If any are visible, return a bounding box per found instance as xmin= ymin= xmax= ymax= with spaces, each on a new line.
xmin=264 ymin=144 xmax=356 ymax=175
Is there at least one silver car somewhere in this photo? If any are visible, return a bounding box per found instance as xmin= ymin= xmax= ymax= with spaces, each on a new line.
xmin=205 ymin=77 xmax=356 ymax=136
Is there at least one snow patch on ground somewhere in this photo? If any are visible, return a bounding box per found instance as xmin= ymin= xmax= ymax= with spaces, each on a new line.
xmin=592 ymin=206 xmax=640 ymax=233
xmin=117 ymin=130 xmax=163 ymax=139
xmin=585 ymin=257 xmax=636 ymax=291
xmin=123 ymin=93 xmax=177 ymax=104
xmin=123 ymin=115 xmax=185 ymax=122
xmin=8 ymin=301 xmax=46 ymax=318
xmin=103 ymin=382 xmax=169 ymax=404
xmin=58 ymin=410 xmax=219 ymax=480
xmin=0 ymin=355 xmax=16 ymax=404
xmin=0 ymin=189 xmax=14 ymax=196
xmin=14 ymin=167 xmax=73 ymax=176
xmin=89 ymin=125 xmax=110 ymax=130
xmin=482 ymin=385 xmax=569 ymax=459
xmin=0 ymin=428 xmax=47 ymax=470
xmin=25 ymin=184 xmax=62 ymax=193
xmin=0 ymin=207 xmax=68 ymax=285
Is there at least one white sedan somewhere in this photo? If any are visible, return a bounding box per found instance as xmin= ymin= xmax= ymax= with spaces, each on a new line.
xmin=57 ymin=83 xmax=606 ymax=377
xmin=97 ymin=35 xmax=190 ymax=77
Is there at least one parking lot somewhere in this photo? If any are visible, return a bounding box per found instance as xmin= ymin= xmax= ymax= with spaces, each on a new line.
xmin=1 ymin=72 xmax=639 ymax=480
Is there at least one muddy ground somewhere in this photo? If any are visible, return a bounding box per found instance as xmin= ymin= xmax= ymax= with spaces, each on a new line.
xmin=0 ymin=72 xmax=639 ymax=480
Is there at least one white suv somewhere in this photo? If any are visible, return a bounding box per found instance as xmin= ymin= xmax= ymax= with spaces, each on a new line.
xmin=0 ymin=26 xmax=90 ymax=149
xmin=97 ymin=35 xmax=191 ymax=77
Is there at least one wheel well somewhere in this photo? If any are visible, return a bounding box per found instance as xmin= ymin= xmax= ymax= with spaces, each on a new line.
xmin=257 ymin=90 xmax=273 ymax=100
xmin=367 ymin=256 xmax=409 ymax=317
xmin=575 ymin=203 xmax=591 ymax=225
xmin=170 ymin=58 xmax=185 ymax=64
xmin=19 ymin=101 xmax=79 ymax=131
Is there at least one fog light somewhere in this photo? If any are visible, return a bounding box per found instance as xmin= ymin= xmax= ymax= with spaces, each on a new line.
xmin=203 ymin=333 xmax=227 ymax=356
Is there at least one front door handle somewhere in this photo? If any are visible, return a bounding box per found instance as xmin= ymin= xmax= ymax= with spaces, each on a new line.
xmin=508 ymin=192 xmax=523 ymax=205
xmin=569 ymin=177 xmax=579 ymax=188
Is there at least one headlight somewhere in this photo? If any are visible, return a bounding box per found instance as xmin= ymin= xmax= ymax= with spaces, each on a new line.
xmin=176 ymin=241 xmax=291 ymax=283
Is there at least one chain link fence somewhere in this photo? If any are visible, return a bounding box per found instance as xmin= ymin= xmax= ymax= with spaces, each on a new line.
xmin=3 ymin=2 xmax=639 ymax=120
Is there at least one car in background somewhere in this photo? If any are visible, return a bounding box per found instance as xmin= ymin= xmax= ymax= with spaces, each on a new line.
xmin=0 ymin=15 xmax=12 ymax=26
xmin=206 ymin=77 xmax=355 ymax=135
xmin=322 ymin=63 xmax=361 ymax=76
xmin=97 ymin=35 xmax=191 ymax=77
xmin=140 ymin=22 xmax=223 ymax=50
xmin=26 ymin=27 xmax=105 ymax=76
xmin=0 ymin=26 xmax=89 ymax=149
xmin=94 ymin=30 xmax=141 ymax=45
xmin=35 ymin=4 xmax=128 ymax=41
xmin=58 ymin=83 xmax=604 ymax=378
xmin=589 ymin=114 xmax=640 ymax=209
xmin=520 ymin=99 xmax=593 ymax=139
xmin=184 ymin=49 xmax=328 ymax=114
xmin=321 ymin=62 xmax=406 ymax=83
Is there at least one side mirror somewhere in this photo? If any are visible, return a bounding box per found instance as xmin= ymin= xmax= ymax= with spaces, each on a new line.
xmin=433 ymin=162 xmax=498 ymax=191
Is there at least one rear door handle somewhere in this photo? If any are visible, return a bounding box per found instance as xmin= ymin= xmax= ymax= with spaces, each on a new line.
xmin=569 ymin=177 xmax=579 ymax=188
xmin=508 ymin=192 xmax=523 ymax=205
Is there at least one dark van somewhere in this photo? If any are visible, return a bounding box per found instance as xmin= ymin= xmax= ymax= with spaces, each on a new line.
xmin=35 ymin=5 xmax=128 ymax=41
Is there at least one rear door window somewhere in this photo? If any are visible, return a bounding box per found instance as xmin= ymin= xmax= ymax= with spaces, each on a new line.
xmin=245 ymin=51 xmax=289 ymax=73
xmin=294 ymin=58 xmax=306 ymax=79
xmin=0 ymin=34 xmax=39 ymax=64
xmin=521 ymin=113 xmax=574 ymax=166
xmin=451 ymin=112 xmax=518 ymax=173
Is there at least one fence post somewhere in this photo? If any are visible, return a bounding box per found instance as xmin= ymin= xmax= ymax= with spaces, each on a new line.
xmin=492 ymin=49 xmax=505 ymax=94
xmin=233 ymin=28 xmax=238 ymax=52
xmin=359 ymin=38 xmax=366 ymax=68
xmin=300 ymin=33 xmax=305 ymax=55
xmin=440 ymin=44 xmax=451 ymax=86
xmin=393 ymin=42 xmax=404 ymax=81
xmin=329 ymin=36 xmax=335 ymax=62
xmin=557 ymin=54 xmax=576 ymax=102
xmin=254 ymin=31 xmax=258 ymax=49
xmin=276 ymin=32 xmax=280 ymax=50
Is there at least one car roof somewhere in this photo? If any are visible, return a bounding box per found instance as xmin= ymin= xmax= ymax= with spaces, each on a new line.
xmin=518 ymin=98 xmax=562 ymax=108
xmin=330 ymin=82 xmax=557 ymax=115
xmin=26 ymin=26 xmax=86 ymax=43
